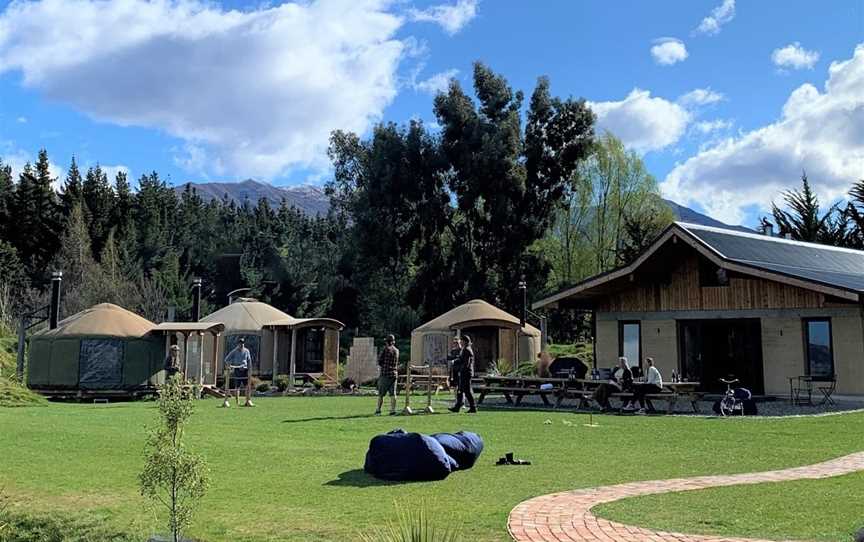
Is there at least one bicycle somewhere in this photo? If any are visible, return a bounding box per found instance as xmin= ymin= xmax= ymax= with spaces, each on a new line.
xmin=719 ymin=377 xmax=744 ymax=416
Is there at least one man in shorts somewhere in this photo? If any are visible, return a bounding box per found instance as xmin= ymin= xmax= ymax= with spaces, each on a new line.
xmin=375 ymin=334 xmax=399 ymax=416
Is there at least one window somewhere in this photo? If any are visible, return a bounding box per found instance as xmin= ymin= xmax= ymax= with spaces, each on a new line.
xmin=618 ymin=321 xmax=641 ymax=368
xmin=804 ymin=319 xmax=834 ymax=377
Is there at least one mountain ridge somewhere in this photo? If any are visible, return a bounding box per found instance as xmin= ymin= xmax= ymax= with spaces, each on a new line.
xmin=174 ymin=179 xmax=750 ymax=232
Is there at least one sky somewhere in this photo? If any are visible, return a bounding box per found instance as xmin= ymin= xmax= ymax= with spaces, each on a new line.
xmin=0 ymin=0 xmax=862 ymax=227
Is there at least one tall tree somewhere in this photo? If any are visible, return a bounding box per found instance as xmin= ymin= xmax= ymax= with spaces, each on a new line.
xmin=434 ymin=63 xmax=594 ymax=310
xmin=11 ymin=150 xmax=61 ymax=282
xmin=769 ymin=172 xmax=840 ymax=244
xmin=59 ymin=157 xmax=84 ymax=218
xmin=82 ymin=164 xmax=115 ymax=259
xmin=0 ymin=158 xmax=13 ymax=242
xmin=539 ymin=133 xmax=673 ymax=289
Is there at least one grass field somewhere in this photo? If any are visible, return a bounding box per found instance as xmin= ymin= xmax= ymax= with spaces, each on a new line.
xmin=596 ymin=470 xmax=864 ymax=542
xmin=1 ymin=397 xmax=863 ymax=541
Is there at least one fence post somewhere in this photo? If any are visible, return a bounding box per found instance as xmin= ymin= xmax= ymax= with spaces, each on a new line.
xmin=16 ymin=316 xmax=27 ymax=382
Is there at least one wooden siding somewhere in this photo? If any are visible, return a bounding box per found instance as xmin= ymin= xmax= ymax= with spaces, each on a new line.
xmin=597 ymin=255 xmax=844 ymax=313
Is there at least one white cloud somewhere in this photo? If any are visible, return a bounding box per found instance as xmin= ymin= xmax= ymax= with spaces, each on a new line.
xmin=16 ymin=116 xmax=27 ymax=123
xmin=694 ymin=0 xmax=735 ymax=36
xmin=662 ymin=45 xmax=864 ymax=225
xmin=413 ymin=68 xmax=458 ymax=95
xmin=772 ymin=42 xmax=820 ymax=70
xmin=589 ymin=89 xmax=692 ymax=153
xmin=650 ymin=38 xmax=688 ymax=66
xmin=409 ymin=0 xmax=478 ymax=35
xmin=678 ymin=88 xmax=724 ymax=107
xmin=0 ymin=0 xmax=417 ymax=179
xmin=693 ymin=119 xmax=733 ymax=134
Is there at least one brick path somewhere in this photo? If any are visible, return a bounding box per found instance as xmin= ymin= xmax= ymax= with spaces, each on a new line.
xmin=508 ymin=451 xmax=864 ymax=542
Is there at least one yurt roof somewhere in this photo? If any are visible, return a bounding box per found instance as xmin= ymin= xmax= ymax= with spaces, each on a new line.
xmin=413 ymin=299 xmax=541 ymax=336
xmin=33 ymin=303 xmax=156 ymax=338
xmin=200 ymin=298 xmax=292 ymax=332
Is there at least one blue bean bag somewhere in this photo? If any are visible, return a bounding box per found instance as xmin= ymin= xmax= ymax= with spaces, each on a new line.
xmin=364 ymin=429 xmax=458 ymax=481
xmin=431 ymin=431 xmax=484 ymax=470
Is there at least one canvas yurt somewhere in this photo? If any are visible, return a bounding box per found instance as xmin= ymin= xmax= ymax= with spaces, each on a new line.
xmin=28 ymin=303 xmax=163 ymax=394
xmin=200 ymin=298 xmax=343 ymax=382
xmin=410 ymin=299 xmax=541 ymax=373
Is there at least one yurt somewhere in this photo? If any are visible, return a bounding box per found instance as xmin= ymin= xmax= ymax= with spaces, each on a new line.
xmin=200 ymin=298 xmax=344 ymax=381
xmin=410 ymin=299 xmax=541 ymax=373
xmin=200 ymin=298 xmax=291 ymax=376
xmin=28 ymin=303 xmax=163 ymax=394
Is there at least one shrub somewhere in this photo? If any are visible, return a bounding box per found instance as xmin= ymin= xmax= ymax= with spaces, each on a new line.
xmin=275 ymin=375 xmax=291 ymax=392
xmin=312 ymin=377 xmax=325 ymax=390
xmin=359 ymin=503 xmax=461 ymax=542
xmin=0 ymin=508 xmax=137 ymax=542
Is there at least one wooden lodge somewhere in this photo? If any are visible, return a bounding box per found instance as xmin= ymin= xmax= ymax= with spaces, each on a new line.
xmin=534 ymin=222 xmax=864 ymax=396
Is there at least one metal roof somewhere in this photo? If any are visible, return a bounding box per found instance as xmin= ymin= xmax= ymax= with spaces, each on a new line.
xmin=534 ymin=222 xmax=864 ymax=309
xmin=679 ymin=223 xmax=864 ymax=292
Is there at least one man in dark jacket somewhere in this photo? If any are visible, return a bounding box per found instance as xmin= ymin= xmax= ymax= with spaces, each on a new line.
xmin=449 ymin=334 xmax=477 ymax=413
xmin=446 ymin=336 xmax=461 ymax=387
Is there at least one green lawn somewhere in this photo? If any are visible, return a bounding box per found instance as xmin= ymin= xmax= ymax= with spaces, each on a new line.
xmin=596 ymin=470 xmax=864 ymax=542
xmin=1 ymin=397 xmax=863 ymax=541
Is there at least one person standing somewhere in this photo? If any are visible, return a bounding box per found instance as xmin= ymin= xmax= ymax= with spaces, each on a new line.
xmin=633 ymin=357 xmax=663 ymax=414
xmin=449 ymin=334 xmax=477 ymax=413
xmin=375 ymin=334 xmax=399 ymax=416
xmin=164 ymin=344 xmax=181 ymax=380
xmin=225 ymin=338 xmax=254 ymax=406
xmin=446 ymin=336 xmax=461 ymax=388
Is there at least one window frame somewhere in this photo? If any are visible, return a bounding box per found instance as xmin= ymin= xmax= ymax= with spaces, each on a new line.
xmin=803 ymin=317 xmax=834 ymax=378
xmin=618 ymin=320 xmax=642 ymax=370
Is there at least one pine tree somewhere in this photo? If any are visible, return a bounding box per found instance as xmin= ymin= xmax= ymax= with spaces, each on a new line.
xmin=59 ymin=157 xmax=84 ymax=218
xmin=12 ymin=150 xmax=62 ymax=282
xmin=0 ymin=159 xmax=14 ymax=242
xmin=54 ymin=202 xmax=103 ymax=315
xmin=83 ymin=164 xmax=115 ymax=260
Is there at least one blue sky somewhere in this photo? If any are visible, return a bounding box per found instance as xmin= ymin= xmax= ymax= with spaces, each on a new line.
xmin=0 ymin=0 xmax=862 ymax=226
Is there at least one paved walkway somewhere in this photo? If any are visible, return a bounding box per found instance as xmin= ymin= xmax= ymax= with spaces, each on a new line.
xmin=508 ymin=451 xmax=864 ymax=542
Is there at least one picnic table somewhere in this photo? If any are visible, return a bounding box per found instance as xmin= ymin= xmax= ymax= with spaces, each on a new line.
xmin=476 ymin=376 xmax=570 ymax=406
xmin=555 ymin=378 xmax=703 ymax=413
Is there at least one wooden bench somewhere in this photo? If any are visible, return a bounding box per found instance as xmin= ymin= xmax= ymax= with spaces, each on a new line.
xmin=611 ymin=391 xmax=703 ymax=414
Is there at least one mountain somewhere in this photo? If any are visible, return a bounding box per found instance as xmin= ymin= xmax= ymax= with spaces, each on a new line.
xmin=662 ymin=199 xmax=752 ymax=232
xmin=174 ymin=179 xmax=329 ymax=216
xmin=174 ymin=180 xmax=750 ymax=232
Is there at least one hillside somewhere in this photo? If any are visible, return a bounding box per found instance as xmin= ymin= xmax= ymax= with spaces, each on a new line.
xmin=0 ymin=334 xmax=45 ymax=407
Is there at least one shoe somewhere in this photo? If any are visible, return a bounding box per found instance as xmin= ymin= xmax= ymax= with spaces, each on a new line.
xmin=467 ymin=407 xmax=477 ymax=413
xmin=374 ymin=410 xmax=381 ymax=416
xmin=388 ymin=411 xmax=397 ymax=416
xmin=448 ymin=406 xmax=461 ymax=413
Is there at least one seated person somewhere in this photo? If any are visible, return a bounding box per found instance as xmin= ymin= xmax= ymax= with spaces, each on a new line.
xmin=592 ymin=357 xmax=633 ymax=412
xmin=630 ymin=357 xmax=663 ymax=413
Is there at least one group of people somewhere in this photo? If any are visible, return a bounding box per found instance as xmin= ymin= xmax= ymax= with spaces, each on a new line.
xmin=592 ymin=356 xmax=664 ymax=413
xmin=375 ymin=333 xmax=477 ymax=416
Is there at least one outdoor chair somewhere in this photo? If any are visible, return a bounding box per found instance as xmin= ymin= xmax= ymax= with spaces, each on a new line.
xmin=791 ymin=374 xmax=837 ymax=406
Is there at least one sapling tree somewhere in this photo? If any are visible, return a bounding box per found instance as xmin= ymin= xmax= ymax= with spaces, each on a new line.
xmin=139 ymin=377 xmax=209 ymax=542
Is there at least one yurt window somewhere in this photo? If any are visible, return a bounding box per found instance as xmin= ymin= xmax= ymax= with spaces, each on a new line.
xmin=78 ymin=339 xmax=124 ymax=389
